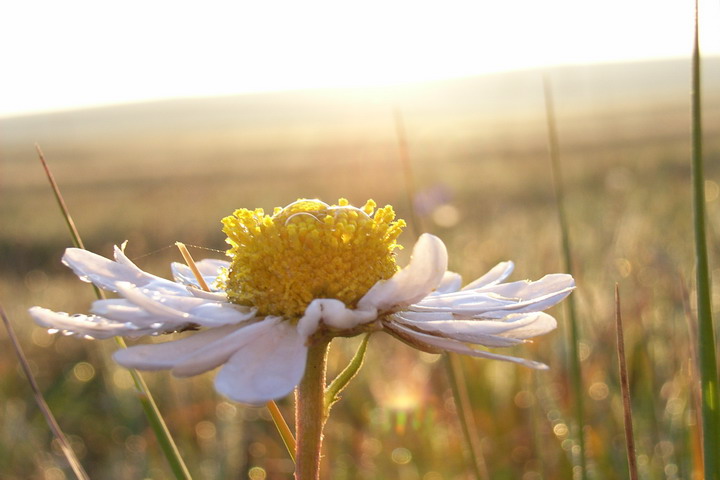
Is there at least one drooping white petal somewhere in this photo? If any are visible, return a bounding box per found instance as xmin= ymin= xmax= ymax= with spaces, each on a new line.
xmin=411 ymin=274 xmax=575 ymax=318
xmin=435 ymin=271 xmax=463 ymax=294
xmin=29 ymin=306 xmax=141 ymax=339
xmin=473 ymin=273 xmax=575 ymax=298
xmin=171 ymin=259 xmax=229 ymax=289
xmin=388 ymin=322 xmax=550 ymax=369
xmin=114 ymin=282 xmax=256 ymax=328
xmin=172 ymin=317 xmax=282 ymax=377
xmin=462 ymin=261 xmax=515 ymax=290
xmin=91 ymin=299 xmax=166 ymax=325
xmin=214 ymin=320 xmax=308 ymax=404
xmin=187 ymin=287 xmax=229 ymax=301
xmin=392 ymin=315 xmax=523 ymax=347
xmin=359 ymin=233 xmax=448 ymax=311
xmin=62 ymin=247 xmax=186 ymax=295
xmin=395 ymin=311 xmax=558 ymax=338
xmin=297 ymin=299 xmax=378 ymax=337
xmin=113 ymin=323 xmax=246 ymax=370
xmin=90 ymin=295 xmax=256 ymax=330
xmin=392 ymin=311 xmax=557 ymax=346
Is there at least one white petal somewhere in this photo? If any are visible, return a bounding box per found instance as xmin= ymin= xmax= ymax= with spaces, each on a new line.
xmin=462 ymin=261 xmax=514 ymax=290
xmin=172 ymin=317 xmax=282 ymax=376
xmin=187 ymin=287 xmax=229 ymax=301
xmin=412 ymin=274 xmax=575 ymax=318
xmin=388 ymin=323 xmax=549 ymax=369
xmin=113 ymin=323 xmax=245 ymax=370
xmin=297 ymin=299 xmax=378 ymax=337
xmin=495 ymin=312 xmax=558 ymax=339
xmin=90 ymin=296 xmax=256 ymax=332
xmin=171 ymin=259 xmax=228 ymax=289
xmin=392 ymin=311 xmax=557 ymax=346
xmin=214 ymin=321 xmax=308 ymax=404
xmin=435 ymin=271 xmax=463 ymax=294
xmin=29 ymin=306 xmax=140 ymax=339
xmin=62 ymin=247 xmax=186 ymax=295
xmin=392 ymin=315 xmax=524 ymax=347
xmin=187 ymin=302 xmax=257 ymax=326
xmin=115 ymin=282 xmax=256 ymax=328
xmin=473 ymin=273 xmax=575 ymax=297
xmin=91 ymin=299 xmax=166 ymax=324
xmin=358 ymin=233 xmax=448 ymax=311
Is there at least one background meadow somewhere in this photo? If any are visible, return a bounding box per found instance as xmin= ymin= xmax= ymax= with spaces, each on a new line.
xmin=1 ymin=58 xmax=720 ymax=479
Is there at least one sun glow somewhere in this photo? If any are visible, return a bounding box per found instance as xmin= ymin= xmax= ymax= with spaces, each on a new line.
xmin=1 ymin=0 xmax=719 ymax=116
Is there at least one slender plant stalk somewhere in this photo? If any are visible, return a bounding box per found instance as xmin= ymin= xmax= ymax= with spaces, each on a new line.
xmin=690 ymin=5 xmax=720 ymax=479
xmin=1 ymin=304 xmax=90 ymax=480
xmin=680 ymin=281 xmax=707 ymax=477
xmin=444 ymin=354 xmax=490 ymax=480
xmin=295 ymin=340 xmax=331 ymax=480
xmin=542 ymin=76 xmax=587 ymax=479
xmin=175 ymin=242 xmax=296 ymax=462
xmin=394 ymin=109 xmax=489 ymax=480
xmin=614 ymin=285 xmax=638 ymax=480
xmin=36 ymin=146 xmax=192 ymax=479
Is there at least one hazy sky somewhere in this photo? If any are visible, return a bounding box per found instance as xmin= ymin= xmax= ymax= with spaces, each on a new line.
xmin=2 ymin=0 xmax=719 ymax=117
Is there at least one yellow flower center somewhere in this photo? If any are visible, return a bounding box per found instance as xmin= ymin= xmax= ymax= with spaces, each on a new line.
xmin=220 ymin=198 xmax=406 ymax=319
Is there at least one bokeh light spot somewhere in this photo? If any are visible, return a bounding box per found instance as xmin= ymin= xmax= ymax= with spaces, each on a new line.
xmin=248 ymin=466 xmax=267 ymax=479
xmin=72 ymin=362 xmax=95 ymax=382
xmin=391 ymin=447 xmax=412 ymax=465
xmin=588 ymin=382 xmax=609 ymax=401
xmin=195 ymin=420 xmax=216 ymax=440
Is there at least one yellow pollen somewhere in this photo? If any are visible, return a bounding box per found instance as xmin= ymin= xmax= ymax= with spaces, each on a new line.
xmin=220 ymin=198 xmax=406 ymax=319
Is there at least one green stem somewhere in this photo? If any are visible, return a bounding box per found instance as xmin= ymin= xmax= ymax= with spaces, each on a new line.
xmin=295 ymin=340 xmax=331 ymax=480
xmin=443 ymin=354 xmax=489 ymax=480
xmin=543 ymin=75 xmax=587 ymax=479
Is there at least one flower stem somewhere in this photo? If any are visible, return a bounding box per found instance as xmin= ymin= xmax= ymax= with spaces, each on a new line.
xmin=295 ymin=340 xmax=330 ymax=480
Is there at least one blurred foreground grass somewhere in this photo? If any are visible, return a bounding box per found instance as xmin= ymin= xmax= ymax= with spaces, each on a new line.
xmin=1 ymin=60 xmax=720 ymax=479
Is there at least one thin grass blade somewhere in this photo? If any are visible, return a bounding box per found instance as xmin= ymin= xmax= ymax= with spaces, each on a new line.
xmin=543 ymin=75 xmax=587 ymax=479
xmin=1 ymin=304 xmax=90 ymax=480
xmin=690 ymin=4 xmax=720 ymax=479
xmin=393 ymin=109 xmax=489 ymax=480
xmin=614 ymin=285 xmax=638 ymax=480
xmin=36 ymin=146 xmax=192 ymax=479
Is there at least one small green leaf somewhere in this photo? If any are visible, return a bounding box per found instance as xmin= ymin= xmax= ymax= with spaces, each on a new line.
xmin=324 ymin=334 xmax=371 ymax=414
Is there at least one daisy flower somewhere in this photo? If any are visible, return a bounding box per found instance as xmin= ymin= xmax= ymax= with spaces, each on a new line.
xmin=29 ymin=198 xmax=574 ymax=404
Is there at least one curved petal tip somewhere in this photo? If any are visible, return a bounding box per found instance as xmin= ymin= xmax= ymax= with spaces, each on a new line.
xmin=359 ymin=233 xmax=448 ymax=311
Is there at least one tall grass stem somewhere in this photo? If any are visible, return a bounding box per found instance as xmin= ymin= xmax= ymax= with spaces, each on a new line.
xmin=542 ymin=76 xmax=587 ymax=479
xmin=614 ymin=285 xmax=638 ymax=480
xmin=37 ymin=146 xmax=193 ymax=480
xmin=1 ymin=304 xmax=90 ymax=480
xmin=394 ymin=109 xmax=489 ymax=479
xmin=690 ymin=4 xmax=720 ymax=478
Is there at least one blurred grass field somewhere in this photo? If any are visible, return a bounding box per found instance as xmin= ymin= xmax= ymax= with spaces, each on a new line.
xmin=1 ymin=59 xmax=720 ymax=479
